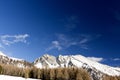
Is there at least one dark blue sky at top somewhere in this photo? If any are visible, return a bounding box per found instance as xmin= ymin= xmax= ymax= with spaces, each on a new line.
xmin=0 ymin=0 xmax=120 ymax=66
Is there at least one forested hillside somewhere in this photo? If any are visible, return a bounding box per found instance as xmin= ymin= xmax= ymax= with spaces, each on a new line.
xmin=0 ymin=64 xmax=120 ymax=80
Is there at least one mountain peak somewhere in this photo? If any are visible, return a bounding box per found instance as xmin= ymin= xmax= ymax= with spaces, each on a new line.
xmin=43 ymin=54 xmax=52 ymax=57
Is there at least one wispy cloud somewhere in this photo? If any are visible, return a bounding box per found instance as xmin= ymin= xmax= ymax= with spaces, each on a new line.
xmin=46 ymin=34 xmax=100 ymax=51
xmin=0 ymin=34 xmax=29 ymax=46
xmin=112 ymin=58 xmax=120 ymax=61
xmin=46 ymin=41 xmax=62 ymax=51
xmin=79 ymin=38 xmax=88 ymax=44
xmin=87 ymin=57 xmax=104 ymax=62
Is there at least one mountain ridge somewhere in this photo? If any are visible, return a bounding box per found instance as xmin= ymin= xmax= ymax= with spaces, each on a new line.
xmin=0 ymin=51 xmax=32 ymax=68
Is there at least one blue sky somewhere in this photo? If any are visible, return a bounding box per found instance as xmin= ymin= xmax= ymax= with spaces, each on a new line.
xmin=0 ymin=0 xmax=120 ymax=66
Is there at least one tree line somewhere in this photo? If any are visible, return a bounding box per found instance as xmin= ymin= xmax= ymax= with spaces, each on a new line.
xmin=0 ymin=64 xmax=91 ymax=80
xmin=0 ymin=64 xmax=120 ymax=80
xmin=103 ymin=75 xmax=120 ymax=80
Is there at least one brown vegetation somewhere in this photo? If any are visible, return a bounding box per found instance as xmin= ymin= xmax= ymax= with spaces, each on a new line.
xmin=0 ymin=64 xmax=119 ymax=80
xmin=103 ymin=75 xmax=120 ymax=80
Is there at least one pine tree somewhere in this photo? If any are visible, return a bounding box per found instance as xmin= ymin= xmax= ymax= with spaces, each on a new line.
xmin=0 ymin=65 xmax=2 ymax=74
xmin=116 ymin=76 xmax=120 ymax=80
xmin=50 ymin=69 xmax=55 ymax=80
xmin=32 ymin=67 xmax=38 ymax=78
xmin=63 ymin=68 xmax=69 ymax=80
xmin=80 ymin=69 xmax=91 ymax=80
xmin=43 ymin=68 xmax=50 ymax=80
xmin=56 ymin=68 xmax=63 ymax=80
xmin=24 ymin=69 xmax=29 ymax=79
xmin=37 ymin=69 xmax=42 ymax=79
xmin=68 ymin=68 xmax=77 ymax=80
xmin=76 ymin=70 xmax=83 ymax=80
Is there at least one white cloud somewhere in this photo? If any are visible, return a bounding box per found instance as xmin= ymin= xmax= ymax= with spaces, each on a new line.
xmin=46 ymin=34 xmax=100 ymax=51
xmin=112 ymin=58 xmax=120 ymax=61
xmin=0 ymin=34 xmax=29 ymax=46
xmin=87 ymin=57 xmax=103 ymax=62
xmin=52 ymin=41 xmax=62 ymax=50
xmin=46 ymin=41 xmax=62 ymax=51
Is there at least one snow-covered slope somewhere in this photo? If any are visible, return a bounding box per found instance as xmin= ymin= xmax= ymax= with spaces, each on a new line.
xmin=0 ymin=51 xmax=32 ymax=68
xmin=0 ymin=75 xmax=39 ymax=80
xmin=34 ymin=54 xmax=120 ymax=79
xmin=0 ymin=51 xmax=7 ymax=56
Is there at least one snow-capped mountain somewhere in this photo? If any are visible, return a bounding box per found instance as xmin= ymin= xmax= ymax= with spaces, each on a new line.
xmin=34 ymin=54 xmax=120 ymax=80
xmin=0 ymin=51 xmax=120 ymax=80
xmin=0 ymin=51 xmax=32 ymax=68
